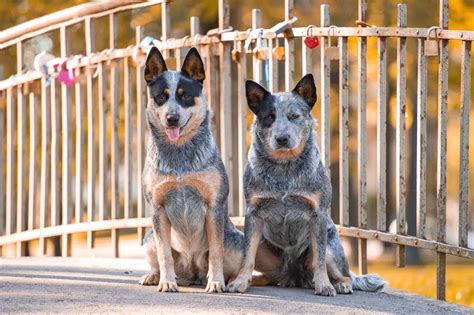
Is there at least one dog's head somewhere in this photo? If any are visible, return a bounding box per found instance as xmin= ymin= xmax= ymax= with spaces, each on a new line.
xmin=145 ymin=47 xmax=207 ymax=145
xmin=246 ymin=74 xmax=317 ymax=160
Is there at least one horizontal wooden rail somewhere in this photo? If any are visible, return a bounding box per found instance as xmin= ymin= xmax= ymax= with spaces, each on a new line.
xmin=0 ymin=217 xmax=472 ymax=260
xmin=0 ymin=1 xmax=165 ymax=49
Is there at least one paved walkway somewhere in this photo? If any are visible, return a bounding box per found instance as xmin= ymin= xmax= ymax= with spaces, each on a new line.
xmin=0 ymin=258 xmax=472 ymax=314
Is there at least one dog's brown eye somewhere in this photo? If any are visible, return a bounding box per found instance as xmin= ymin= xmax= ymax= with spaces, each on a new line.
xmin=289 ymin=113 xmax=300 ymax=120
xmin=154 ymin=93 xmax=168 ymax=106
xmin=182 ymin=93 xmax=193 ymax=101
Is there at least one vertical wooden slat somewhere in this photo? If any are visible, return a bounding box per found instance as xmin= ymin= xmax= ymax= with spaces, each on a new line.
xmin=50 ymin=78 xmax=60 ymax=228
xmin=75 ymin=68 xmax=84 ymax=224
xmin=320 ymin=4 xmax=331 ymax=180
xmin=219 ymin=0 xmax=234 ymax=215
xmin=109 ymin=13 xmax=120 ymax=255
xmin=27 ymin=92 xmax=37 ymax=231
xmin=39 ymin=76 xmax=50 ymax=255
xmin=339 ymin=36 xmax=349 ymax=227
xmin=5 ymin=87 xmax=15 ymax=236
xmin=85 ymin=17 xmax=96 ymax=249
xmin=377 ymin=37 xmax=387 ymax=231
xmin=301 ymin=37 xmax=312 ymax=75
xmin=396 ymin=4 xmax=407 ymax=268
xmin=459 ymin=40 xmax=471 ymax=248
xmin=268 ymin=38 xmax=278 ymax=93
xmin=16 ymin=41 xmax=26 ymax=257
xmin=237 ymin=40 xmax=247 ymax=217
xmin=284 ymin=0 xmax=294 ymax=90
xmin=357 ymin=0 xmax=368 ymax=276
xmin=161 ymin=0 xmax=170 ymax=59
xmin=416 ymin=39 xmax=427 ymax=239
xmin=136 ymin=25 xmax=146 ymax=245
xmin=252 ymin=9 xmax=262 ymax=85
xmin=98 ymin=61 xmax=107 ymax=222
xmin=60 ymin=26 xmax=72 ymax=257
xmin=437 ymin=0 xmax=449 ymax=301
xmin=124 ymin=56 xmax=132 ymax=220
xmin=0 ymin=67 xmax=4 ymax=236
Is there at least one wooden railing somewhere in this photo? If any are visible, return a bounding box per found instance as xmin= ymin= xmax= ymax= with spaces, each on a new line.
xmin=0 ymin=0 xmax=472 ymax=301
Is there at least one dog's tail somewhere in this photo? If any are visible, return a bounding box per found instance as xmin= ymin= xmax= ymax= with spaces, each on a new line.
xmin=350 ymin=271 xmax=387 ymax=292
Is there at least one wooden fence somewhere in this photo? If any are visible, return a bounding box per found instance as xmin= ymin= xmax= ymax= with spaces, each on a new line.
xmin=0 ymin=0 xmax=472 ymax=301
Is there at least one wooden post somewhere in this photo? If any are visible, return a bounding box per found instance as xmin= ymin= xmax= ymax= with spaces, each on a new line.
xmin=219 ymin=0 xmax=234 ymax=215
xmin=320 ymin=4 xmax=331 ymax=182
xmin=357 ymin=0 xmax=368 ymax=276
xmin=85 ymin=17 xmax=96 ymax=249
xmin=60 ymin=26 xmax=72 ymax=257
xmin=161 ymin=0 xmax=170 ymax=58
xmin=436 ymin=0 xmax=449 ymax=301
xmin=237 ymin=40 xmax=247 ymax=217
xmin=136 ymin=25 xmax=146 ymax=245
xmin=396 ymin=3 xmax=407 ymax=268
xmin=39 ymin=76 xmax=50 ymax=255
xmin=458 ymin=40 xmax=471 ymax=249
xmin=16 ymin=41 xmax=26 ymax=257
xmin=416 ymin=39 xmax=427 ymax=239
xmin=252 ymin=9 xmax=262 ymax=84
xmin=5 ymin=86 xmax=16 ymax=237
xmin=284 ymin=0 xmax=294 ymax=90
xmin=0 ymin=67 xmax=4 ymax=237
xmin=377 ymin=36 xmax=387 ymax=231
xmin=27 ymin=92 xmax=37 ymax=232
xmin=339 ymin=36 xmax=349 ymax=227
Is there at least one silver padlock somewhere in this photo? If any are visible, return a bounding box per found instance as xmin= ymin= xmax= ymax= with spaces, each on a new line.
xmin=424 ymin=26 xmax=439 ymax=57
xmin=325 ymin=25 xmax=339 ymax=60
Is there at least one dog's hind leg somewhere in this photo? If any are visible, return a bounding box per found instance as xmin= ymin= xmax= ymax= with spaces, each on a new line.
xmin=253 ymin=240 xmax=281 ymax=286
xmin=325 ymin=222 xmax=353 ymax=294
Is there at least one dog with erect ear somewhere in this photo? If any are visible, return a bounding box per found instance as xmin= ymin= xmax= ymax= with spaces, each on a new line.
xmin=139 ymin=47 xmax=243 ymax=293
xmin=227 ymin=73 xmax=387 ymax=295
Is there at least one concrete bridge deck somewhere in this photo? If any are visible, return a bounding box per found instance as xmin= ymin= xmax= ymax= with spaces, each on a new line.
xmin=0 ymin=257 xmax=472 ymax=314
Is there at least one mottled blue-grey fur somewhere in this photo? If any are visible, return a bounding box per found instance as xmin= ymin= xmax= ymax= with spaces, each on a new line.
xmin=227 ymin=74 xmax=386 ymax=296
xmin=140 ymin=47 xmax=243 ymax=293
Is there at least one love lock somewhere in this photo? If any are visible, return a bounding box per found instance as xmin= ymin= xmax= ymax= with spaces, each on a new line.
xmin=231 ymin=38 xmax=241 ymax=62
xmin=253 ymin=29 xmax=268 ymax=61
xmin=304 ymin=25 xmax=320 ymax=49
xmin=272 ymin=45 xmax=285 ymax=60
xmin=424 ymin=26 xmax=439 ymax=57
xmin=325 ymin=25 xmax=339 ymax=60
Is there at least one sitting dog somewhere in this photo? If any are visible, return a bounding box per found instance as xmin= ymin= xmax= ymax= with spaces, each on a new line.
xmin=227 ymin=74 xmax=386 ymax=296
xmin=139 ymin=47 xmax=243 ymax=293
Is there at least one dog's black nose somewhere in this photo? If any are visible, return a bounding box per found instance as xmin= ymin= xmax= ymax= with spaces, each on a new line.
xmin=275 ymin=135 xmax=290 ymax=147
xmin=166 ymin=113 xmax=180 ymax=126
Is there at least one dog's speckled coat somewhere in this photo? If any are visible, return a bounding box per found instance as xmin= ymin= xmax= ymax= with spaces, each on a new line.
xmin=140 ymin=47 xmax=243 ymax=293
xmin=227 ymin=74 xmax=386 ymax=296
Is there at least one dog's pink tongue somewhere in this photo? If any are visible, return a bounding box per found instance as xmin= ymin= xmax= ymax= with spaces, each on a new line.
xmin=166 ymin=127 xmax=180 ymax=142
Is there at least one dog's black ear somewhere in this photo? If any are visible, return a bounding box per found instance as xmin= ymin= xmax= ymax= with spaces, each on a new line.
xmin=292 ymin=73 xmax=317 ymax=109
xmin=246 ymin=80 xmax=271 ymax=115
xmin=181 ymin=47 xmax=205 ymax=82
xmin=144 ymin=47 xmax=167 ymax=84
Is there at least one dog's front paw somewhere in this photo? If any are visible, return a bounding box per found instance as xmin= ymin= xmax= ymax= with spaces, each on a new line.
xmin=314 ymin=279 xmax=337 ymax=297
xmin=205 ymin=280 xmax=225 ymax=293
xmin=334 ymin=280 xmax=353 ymax=294
xmin=139 ymin=273 xmax=160 ymax=286
xmin=157 ymin=279 xmax=179 ymax=292
xmin=227 ymin=276 xmax=251 ymax=293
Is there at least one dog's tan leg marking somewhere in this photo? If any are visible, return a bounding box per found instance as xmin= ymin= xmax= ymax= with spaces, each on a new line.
xmin=292 ymin=191 xmax=321 ymax=210
xmin=204 ymin=212 xmax=225 ymax=293
xmin=153 ymin=208 xmax=179 ymax=292
xmin=310 ymin=233 xmax=336 ymax=296
xmin=326 ymin=251 xmax=353 ymax=294
xmin=139 ymin=239 xmax=161 ymax=286
xmin=223 ymin=247 xmax=244 ymax=283
xmin=253 ymin=241 xmax=281 ymax=286
xmin=227 ymin=229 xmax=262 ymax=293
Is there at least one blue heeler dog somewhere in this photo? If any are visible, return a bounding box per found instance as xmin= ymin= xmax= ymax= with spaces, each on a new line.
xmin=139 ymin=47 xmax=243 ymax=293
xmin=227 ymin=74 xmax=386 ymax=295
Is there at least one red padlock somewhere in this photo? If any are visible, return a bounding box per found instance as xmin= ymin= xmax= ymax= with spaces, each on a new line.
xmin=304 ymin=36 xmax=320 ymax=49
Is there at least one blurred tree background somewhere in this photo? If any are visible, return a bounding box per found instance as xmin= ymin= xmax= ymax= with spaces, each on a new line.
xmin=0 ymin=0 xmax=473 ymax=306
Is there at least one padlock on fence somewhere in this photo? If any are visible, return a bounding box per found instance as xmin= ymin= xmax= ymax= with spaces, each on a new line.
xmin=424 ymin=26 xmax=439 ymax=57
xmin=253 ymin=30 xmax=269 ymax=61
xmin=272 ymin=45 xmax=285 ymax=60
xmin=325 ymin=26 xmax=339 ymax=60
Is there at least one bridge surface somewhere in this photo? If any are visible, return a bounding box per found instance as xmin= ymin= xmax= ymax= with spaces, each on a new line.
xmin=0 ymin=257 xmax=471 ymax=314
